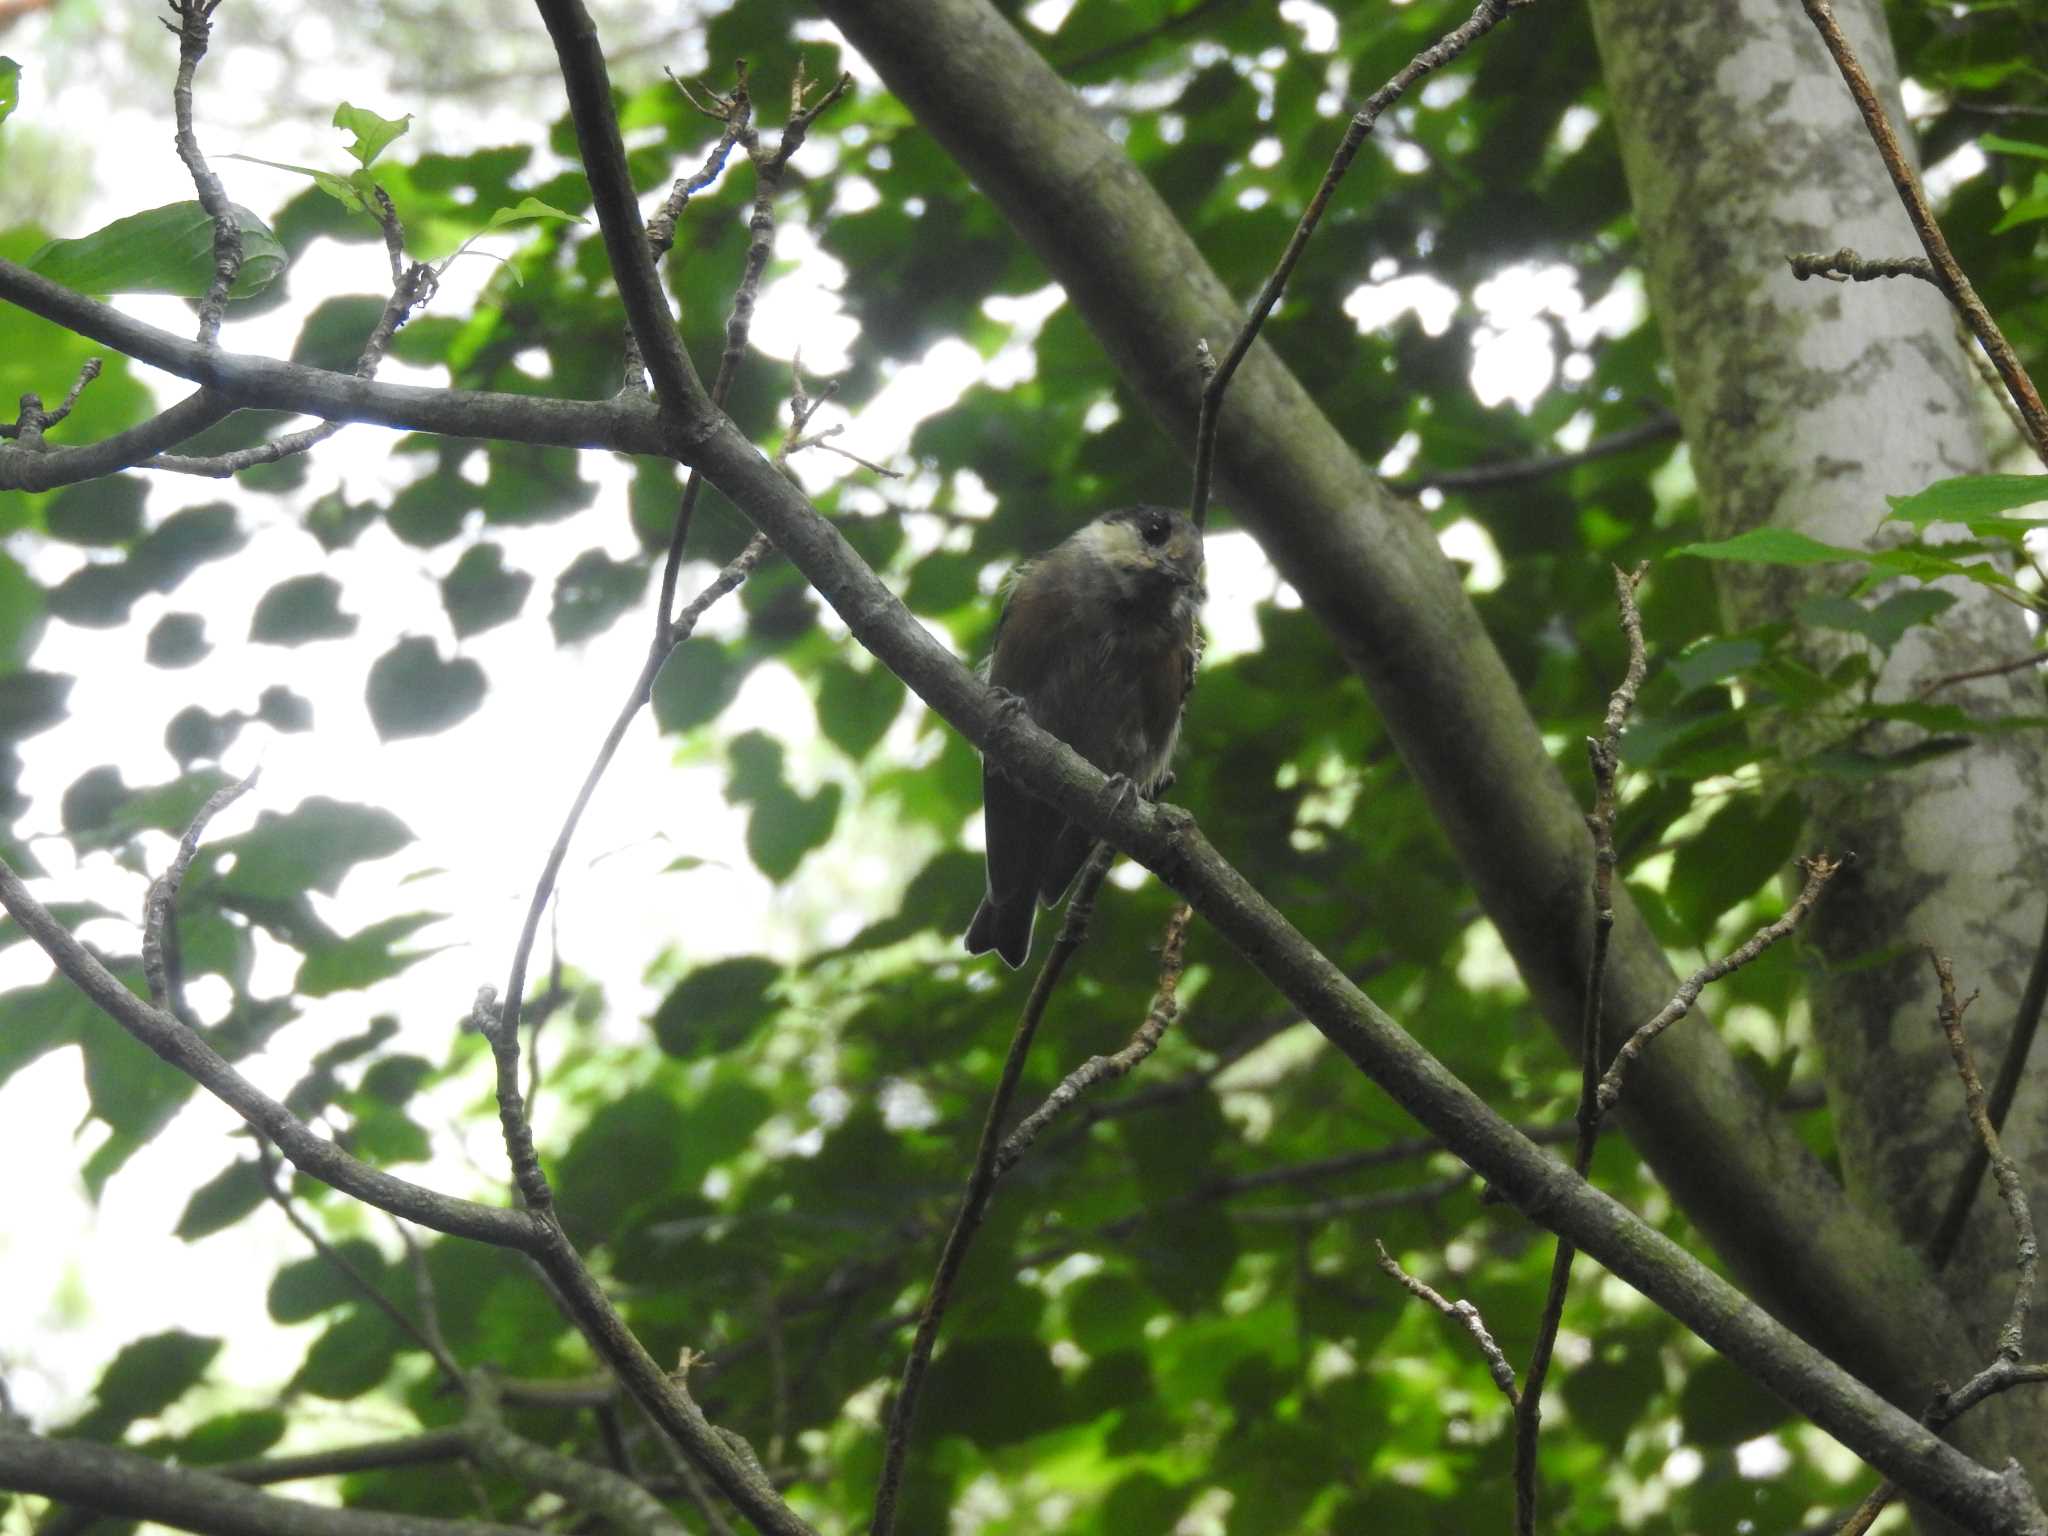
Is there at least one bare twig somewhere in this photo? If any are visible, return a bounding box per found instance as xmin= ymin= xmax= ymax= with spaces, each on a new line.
xmin=1788 ymin=247 xmax=1938 ymax=285
xmin=1188 ymin=0 xmax=1535 ymax=527
xmin=1836 ymin=954 xmax=2046 ymax=1535
xmin=464 ymin=1376 xmax=690 ymax=1536
xmin=1513 ymin=562 xmax=1645 ymax=1534
xmin=1931 ymin=902 xmax=2048 ymax=1267
xmin=1384 ymin=411 xmax=1680 ymax=496
xmin=497 ymin=68 xmax=856 ymax=1139
xmin=150 ymin=239 xmax=435 ymax=479
xmin=1595 ymin=855 xmax=1842 ymax=1115
xmin=141 ymin=768 xmax=258 ymax=1025
xmin=164 ymin=0 xmax=242 ymax=345
xmin=992 ymin=904 xmax=1194 ymax=1175
xmin=1376 ymin=1240 xmax=1519 ymax=1404
xmin=1918 ymin=648 xmax=2048 ymax=699
xmin=1797 ymin=0 xmax=2048 ymax=467
xmin=256 ymin=1143 xmax=465 ymax=1388
xmin=870 ymin=846 xmax=1118 ymax=1536
xmin=1930 ymin=953 xmax=2037 ymax=1361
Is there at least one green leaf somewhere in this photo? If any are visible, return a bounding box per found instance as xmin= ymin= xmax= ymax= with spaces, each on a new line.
xmin=296 ymin=913 xmax=444 ymax=997
xmin=1981 ymin=133 xmax=2048 ymax=161
xmin=269 ymin=1240 xmax=387 ymax=1322
xmin=816 ymin=658 xmax=906 ymax=761
xmin=174 ymin=1159 xmax=267 ymax=1241
xmin=1884 ymin=473 xmax=2048 ymax=529
xmin=479 ymin=194 xmax=583 ymax=233
xmin=1992 ymin=193 xmax=2048 ymax=234
xmin=440 ymin=542 xmax=531 ymax=638
xmin=164 ymin=1410 xmax=288 ymax=1465
xmin=333 ymin=101 xmax=411 ymax=167
xmin=1678 ymin=1354 xmax=1795 ymax=1446
xmin=652 ymin=956 xmax=779 ymax=1058
xmin=1671 ymin=528 xmax=1866 ymax=566
xmin=651 ymin=637 xmax=742 ymax=733
xmin=29 ymin=202 xmax=287 ymax=299
xmin=145 ymin=613 xmax=210 ymax=668
xmin=223 ymin=153 xmax=372 ymax=214
xmin=0 ymin=57 xmax=18 ymax=126
xmin=256 ymin=685 xmax=314 ymax=732
xmin=1798 ymin=589 xmax=1956 ymax=650
xmin=294 ymin=1308 xmax=397 ymax=1400
xmin=727 ymin=732 xmax=842 ymax=879
xmin=71 ymin=1331 xmax=222 ymax=1441
xmin=250 ymin=573 xmax=357 ymax=644
xmin=1668 ymin=794 xmax=1807 ymax=935
xmin=213 ymin=798 xmax=412 ymax=900
xmin=45 ymin=474 xmax=146 ymax=544
xmin=1669 ymin=637 xmax=1762 ymax=696
xmin=549 ymin=548 xmax=647 ymax=643
xmin=0 ymin=669 xmax=70 ymax=743
xmin=365 ymin=637 xmax=486 ymax=740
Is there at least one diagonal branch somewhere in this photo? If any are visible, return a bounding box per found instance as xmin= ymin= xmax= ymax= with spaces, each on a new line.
xmin=0 ymin=1424 xmax=530 ymax=1536
xmin=1796 ymin=0 xmax=2048 ymax=466
xmin=0 ymin=261 xmax=670 ymax=458
xmin=1188 ymin=0 xmax=1535 ymax=526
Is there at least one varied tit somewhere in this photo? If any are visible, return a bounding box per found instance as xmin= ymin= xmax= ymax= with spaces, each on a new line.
xmin=965 ymin=505 xmax=1205 ymax=969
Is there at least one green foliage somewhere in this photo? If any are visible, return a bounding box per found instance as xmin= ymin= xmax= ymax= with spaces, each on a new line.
xmin=29 ymin=202 xmax=287 ymax=299
xmin=5 ymin=0 xmax=2042 ymax=1529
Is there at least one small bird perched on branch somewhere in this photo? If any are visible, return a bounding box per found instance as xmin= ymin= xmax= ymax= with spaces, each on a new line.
xmin=965 ymin=505 xmax=1205 ymax=968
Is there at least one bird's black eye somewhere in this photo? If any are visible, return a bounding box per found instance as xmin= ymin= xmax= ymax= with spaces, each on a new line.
xmin=1141 ymin=512 xmax=1170 ymax=546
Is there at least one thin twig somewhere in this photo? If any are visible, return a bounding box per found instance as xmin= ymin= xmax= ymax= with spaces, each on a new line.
xmin=869 ymin=846 xmax=1117 ymax=1536
xmin=1835 ymin=954 xmax=2045 ymax=1535
xmin=142 ymin=768 xmax=258 ymax=1025
xmin=1797 ymin=0 xmax=2048 ymax=467
xmin=1918 ymin=648 xmax=2048 ymax=699
xmin=164 ymin=0 xmax=242 ymax=345
xmin=1931 ymin=901 xmax=2048 ymax=1267
xmin=1188 ymin=0 xmax=1535 ymax=526
xmin=1930 ymin=953 xmax=2037 ymax=1361
xmin=1788 ymin=247 xmax=1938 ymax=285
xmin=498 ymin=71 xmax=855 ymax=1121
xmin=1595 ymin=855 xmax=1843 ymax=1115
xmin=1384 ymin=412 xmax=1679 ymax=496
xmin=256 ymin=1143 xmax=465 ymax=1388
xmin=1513 ymin=562 xmax=1645 ymax=1535
xmin=992 ymin=904 xmax=1194 ymax=1176
xmin=1376 ymin=1240 xmax=1519 ymax=1404
xmin=151 ymin=231 xmax=434 ymax=478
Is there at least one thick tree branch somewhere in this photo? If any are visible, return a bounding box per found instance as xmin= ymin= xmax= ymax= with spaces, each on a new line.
xmin=532 ymin=0 xmax=708 ymax=420
xmin=0 ymin=1424 xmax=531 ymax=1536
xmin=0 ymin=387 xmax=237 ymax=493
xmin=0 ymin=262 xmax=669 ymax=458
xmin=813 ymin=0 xmax=1982 ymax=1415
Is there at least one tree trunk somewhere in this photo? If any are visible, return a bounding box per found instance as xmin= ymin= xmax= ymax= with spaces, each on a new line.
xmin=1590 ymin=0 xmax=2048 ymax=1492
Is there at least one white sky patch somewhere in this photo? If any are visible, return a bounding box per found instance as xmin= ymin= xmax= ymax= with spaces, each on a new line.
xmin=1344 ymin=272 xmax=1458 ymax=336
xmin=1735 ymin=1434 xmax=1793 ymax=1478
xmin=1200 ymin=531 xmax=1280 ymax=661
xmin=1438 ymin=516 xmax=1504 ymax=592
xmin=1278 ymin=0 xmax=1339 ymax=53
xmin=1022 ymin=0 xmax=1078 ymax=32
xmin=1555 ymin=104 xmax=1601 ymax=154
xmin=1377 ymin=429 xmax=1421 ymax=479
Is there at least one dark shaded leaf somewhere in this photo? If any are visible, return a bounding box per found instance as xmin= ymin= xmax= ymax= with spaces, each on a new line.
xmin=365 ymin=636 xmax=485 ymax=739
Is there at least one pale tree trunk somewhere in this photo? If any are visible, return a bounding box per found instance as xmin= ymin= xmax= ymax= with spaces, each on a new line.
xmin=1590 ymin=0 xmax=2048 ymax=1493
